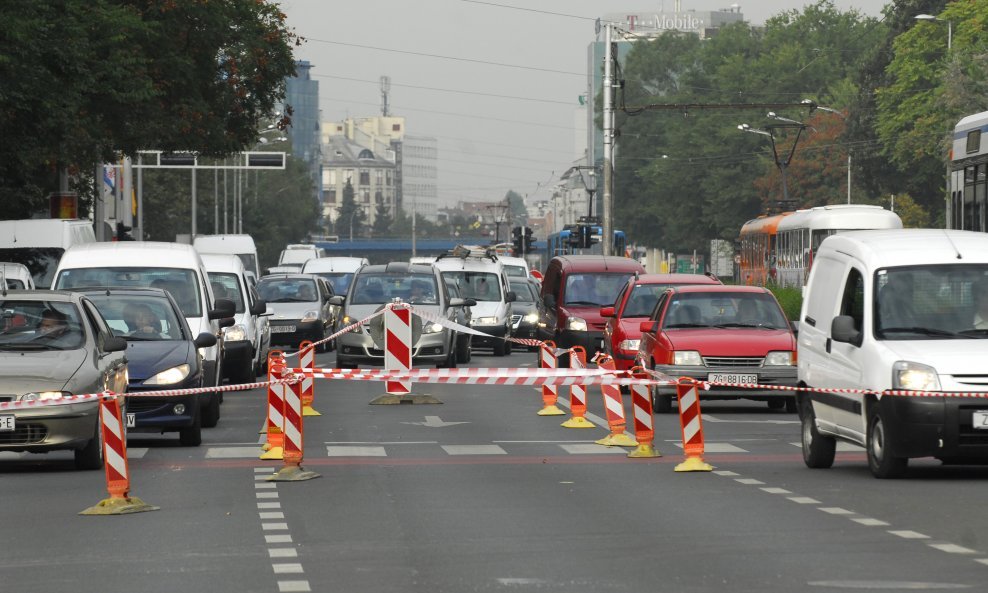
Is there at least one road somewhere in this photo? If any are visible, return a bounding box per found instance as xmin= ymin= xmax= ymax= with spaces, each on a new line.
xmin=2 ymin=347 xmax=987 ymax=593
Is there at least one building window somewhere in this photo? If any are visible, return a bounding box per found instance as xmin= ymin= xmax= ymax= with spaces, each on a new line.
xmin=328 ymin=170 xmax=337 ymax=186
xmin=359 ymin=170 xmax=370 ymax=185
xmin=392 ymin=124 xmax=401 ymax=132
xmin=375 ymin=169 xmax=383 ymax=186
xmin=326 ymin=190 xmax=337 ymax=204
xmin=361 ymin=189 xmax=370 ymax=203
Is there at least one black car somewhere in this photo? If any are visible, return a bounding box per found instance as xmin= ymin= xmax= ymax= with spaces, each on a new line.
xmin=83 ymin=288 xmax=216 ymax=446
xmin=509 ymin=278 xmax=543 ymax=350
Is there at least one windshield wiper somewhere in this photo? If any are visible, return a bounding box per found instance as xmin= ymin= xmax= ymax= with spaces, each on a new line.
xmin=879 ymin=326 xmax=964 ymax=338
xmin=713 ymin=322 xmax=781 ymax=330
xmin=566 ymin=300 xmax=601 ymax=306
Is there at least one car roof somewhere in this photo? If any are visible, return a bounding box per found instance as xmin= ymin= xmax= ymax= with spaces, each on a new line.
xmin=552 ymin=255 xmax=645 ymax=273
xmin=258 ymin=273 xmax=320 ymax=281
xmin=302 ymin=257 xmax=366 ymax=273
xmin=0 ymin=289 xmax=79 ymax=302
xmin=58 ymin=241 xmax=203 ymax=267
xmin=670 ymin=285 xmax=771 ymax=295
xmin=818 ymin=229 xmax=988 ymax=268
xmin=200 ymin=253 xmax=246 ymax=273
xmin=77 ymin=287 xmax=170 ymax=298
xmin=632 ymin=273 xmax=720 ymax=285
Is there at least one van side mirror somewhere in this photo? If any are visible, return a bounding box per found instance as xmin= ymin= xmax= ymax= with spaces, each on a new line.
xmin=102 ymin=336 xmax=127 ymax=354
xmin=831 ymin=315 xmax=861 ymax=346
xmin=194 ymin=332 xmax=218 ymax=348
xmin=464 ymin=298 xmax=477 ymax=307
xmin=543 ymin=294 xmax=556 ymax=308
xmin=218 ymin=317 xmax=235 ymax=329
xmin=639 ymin=320 xmax=655 ymax=333
xmin=449 ymin=297 xmax=466 ymax=307
xmin=209 ymin=298 xmax=235 ymax=320
xmin=600 ymin=306 xmax=615 ymax=318
xmin=328 ymin=295 xmax=344 ymax=306
xmin=249 ymin=299 xmax=267 ymax=316
xmin=506 ymin=291 xmax=517 ymax=303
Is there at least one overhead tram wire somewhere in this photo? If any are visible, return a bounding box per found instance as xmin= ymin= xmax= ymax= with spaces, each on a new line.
xmin=457 ymin=0 xmax=594 ymax=21
xmin=312 ymin=74 xmax=574 ymax=106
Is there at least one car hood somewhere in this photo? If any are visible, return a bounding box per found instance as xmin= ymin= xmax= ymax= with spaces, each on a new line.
xmin=882 ymin=339 xmax=988 ymax=376
xmin=125 ymin=340 xmax=195 ymax=382
xmin=562 ymin=305 xmax=608 ymax=329
xmin=616 ymin=316 xmax=648 ymax=337
xmin=471 ymin=301 xmax=504 ymax=318
xmin=345 ymin=303 xmax=444 ymax=325
xmin=511 ymin=302 xmax=537 ymax=315
xmin=0 ymin=349 xmax=86 ymax=393
xmin=267 ymin=302 xmax=320 ymax=320
xmin=665 ymin=327 xmax=795 ymax=356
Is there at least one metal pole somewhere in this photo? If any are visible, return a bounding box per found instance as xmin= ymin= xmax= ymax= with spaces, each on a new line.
xmin=137 ymin=156 xmax=143 ymax=240
xmin=847 ymin=151 xmax=851 ymax=204
xmin=214 ymin=167 xmax=219 ymax=234
xmin=223 ymin=160 xmax=228 ymax=234
xmin=191 ymin=168 xmax=197 ymax=238
xmin=94 ymin=163 xmax=105 ymax=241
xmin=411 ymin=197 xmax=417 ymax=257
xmin=602 ymin=23 xmax=614 ymax=257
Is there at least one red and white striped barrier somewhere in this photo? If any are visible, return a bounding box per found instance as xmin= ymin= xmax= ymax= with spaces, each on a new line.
xmin=298 ymin=341 xmax=320 ymax=416
xmin=674 ymin=378 xmax=712 ymax=472
xmin=266 ymin=362 xmax=319 ymax=481
xmin=561 ymin=346 xmax=594 ymax=428
xmin=385 ymin=303 xmax=413 ymax=395
xmin=261 ymin=352 xmax=287 ymax=460
xmin=593 ymin=354 xmax=637 ymax=447
xmin=537 ymin=340 xmax=564 ymax=415
xmin=627 ymin=381 xmax=660 ymax=458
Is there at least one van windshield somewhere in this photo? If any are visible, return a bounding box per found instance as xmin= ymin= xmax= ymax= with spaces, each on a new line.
xmin=313 ymin=272 xmax=353 ymax=296
xmin=54 ymin=268 xmax=203 ymax=318
xmin=875 ymin=265 xmax=988 ymax=340
xmin=0 ymin=247 xmax=63 ymax=288
xmin=564 ymin=273 xmax=633 ymax=307
xmin=440 ymin=272 xmax=501 ymax=302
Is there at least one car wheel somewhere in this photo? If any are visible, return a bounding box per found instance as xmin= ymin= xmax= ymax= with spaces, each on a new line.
xmin=493 ymin=340 xmax=507 ymax=357
xmin=767 ymin=398 xmax=786 ymax=410
xmin=784 ymin=396 xmax=798 ymax=413
xmin=200 ymin=393 xmax=221 ymax=428
xmin=652 ymin=386 xmax=674 ymax=414
xmin=437 ymin=344 xmax=457 ymax=368
xmin=179 ymin=409 xmax=202 ymax=447
xmin=232 ymin=360 xmax=254 ymax=386
xmin=867 ymin=409 xmax=908 ymax=479
xmin=337 ymin=356 xmax=357 ymax=369
xmin=504 ymin=337 xmax=513 ymax=355
xmin=801 ymin=401 xmax=835 ymax=468
xmin=74 ymin=423 xmax=103 ymax=471
xmin=456 ymin=336 xmax=471 ymax=364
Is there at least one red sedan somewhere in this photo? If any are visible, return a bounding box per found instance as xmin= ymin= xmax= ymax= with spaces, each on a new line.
xmin=601 ymin=273 xmax=721 ymax=370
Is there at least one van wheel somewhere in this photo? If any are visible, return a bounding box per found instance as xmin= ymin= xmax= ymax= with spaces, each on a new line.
xmin=74 ymin=423 xmax=103 ymax=471
xmin=767 ymin=399 xmax=786 ymax=410
xmin=867 ymin=410 xmax=908 ymax=479
xmin=200 ymin=394 xmax=221 ymax=428
xmin=801 ymin=403 xmax=835 ymax=468
xmin=652 ymin=388 xmax=673 ymax=414
xmin=493 ymin=340 xmax=507 ymax=357
xmin=785 ymin=396 xmax=798 ymax=413
xmin=179 ymin=410 xmax=202 ymax=447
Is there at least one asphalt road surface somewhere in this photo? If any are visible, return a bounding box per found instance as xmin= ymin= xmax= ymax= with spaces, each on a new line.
xmin=3 ymin=347 xmax=987 ymax=593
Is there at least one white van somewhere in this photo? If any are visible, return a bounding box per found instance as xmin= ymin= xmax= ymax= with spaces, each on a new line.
xmin=301 ymin=256 xmax=368 ymax=296
xmin=194 ymin=234 xmax=260 ymax=278
xmin=798 ymin=229 xmax=988 ymax=478
xmin=498 ymin=255 xmax=530 ymax=280
xmin=1 ymin=262 xmax=35 ymax=290
xmin=0 ymin=219 xmax=95 ymax=288
xmin=52 ymin=242 xmax=235 ymax=427
xmin=201 ymin=253 xmax=271 ymax=383
xmin=278 ymin=244 xmax=324 ymax=268
xmin=433 ymin=250 xmax=516 ymax=356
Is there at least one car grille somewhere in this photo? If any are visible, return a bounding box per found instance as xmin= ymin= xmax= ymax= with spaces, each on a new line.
xmin=510 ymin=315 xmax=522 ymax=325
xmin=124 ymin=398 xmax=170 ymax=414
xmin=0 ymin=395 xmax=13 ymax=403
xmin=703 ymin=356 xmax=764 ymax=367
xmin=0 ymin=423 xmax=48 ymax=445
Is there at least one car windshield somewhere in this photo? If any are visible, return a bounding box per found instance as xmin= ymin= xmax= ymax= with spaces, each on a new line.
xmin=314 ymin=272 xmax=354 ymax=296
xmin=441 ymin=271 xmax=501 ymax=302
xmin=510 ymin=281 xmax=538 ymax=302
xmin=564 ymin=273 xmax=633 ymax=307
xmin=87 ymin=293 xmax=186 ymax=341
xmin=621 ymin=284 xmax=677 ymax=318
xmin=208 ymin=272 xmax=245 ymax=313
xmin=54 ymin=267 xmax=203 ymax=318
xmin=256 ymin=278 xmax=320 ymax=303
xmin=4 ymin=279 xmax=26 ymax=289
xmin=0 ymin=300 xmax=85 ymax=350
xmin=504 ymin=265 xmax=527 ymax=278
xmin=350 ymin=273 xmax=439 ymax=305
xmin=662 ymin=292 xmax=788 ymax=330
xmin=875 ymin=264 xmax=988 ymax=340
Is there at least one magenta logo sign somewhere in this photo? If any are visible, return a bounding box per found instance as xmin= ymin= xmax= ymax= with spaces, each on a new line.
xmin=625 ymin=12 xmax=704 ymax=32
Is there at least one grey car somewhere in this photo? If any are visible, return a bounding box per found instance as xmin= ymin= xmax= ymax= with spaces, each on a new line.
xmin=0 ymin=290 xmax=129 ymax=469
xmin=256 ymin=273 xmax=338 ymax=352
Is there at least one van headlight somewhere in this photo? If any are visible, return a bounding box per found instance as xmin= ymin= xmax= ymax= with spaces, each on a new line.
xmin=892 ymin=361 xmax=941 ymax=392
xmin=566 ymin=317 xmax=588 ymax=331
xmin=423 ymin=322 xmax=443 ymax=334
xmin=523 ymin=312 xmax=539 ymax=323
xmin=672 ymin=351 xmax=703 ymax=366
xmin=301 ymin=310 xmax=319 ymax=322
xmin=19 ymin=391 xmax=70 ymax=402
xmin=764 ymin=351 xmax=794 ymax=366
xmin=224 ymin=324 xmax=247 ymax=342
xmin=145 ymin=364 xmax=191 ymax=386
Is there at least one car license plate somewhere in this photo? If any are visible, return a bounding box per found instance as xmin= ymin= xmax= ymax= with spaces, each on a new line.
xmin=0 ymin=415 xmax=14 ymax=431
xmin=974 ymin=411 xmax=988 ymax=430
xmin=708 ymin=373 xmax=758 ymax=384
xmin=270 ymin=325 xmax=296 ymax=334
xmin=126 ymin=413 xmax=136 ymax=428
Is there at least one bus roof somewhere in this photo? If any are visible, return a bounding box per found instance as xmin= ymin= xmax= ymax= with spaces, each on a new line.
xmin=739 ymin=212 xmax=792 ymax=236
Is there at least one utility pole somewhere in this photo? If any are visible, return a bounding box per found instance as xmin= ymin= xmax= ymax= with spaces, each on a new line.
xmin=602 ymin=22 xmax=615 ymax=256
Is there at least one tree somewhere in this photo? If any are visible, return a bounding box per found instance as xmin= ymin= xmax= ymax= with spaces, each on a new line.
xmin=504 ymin=190 xmax=528 ymax=224
xmin=335 ymin=180 xmax=365 ymax=239
xmin=372 ymin=204 xmax=393 ymax=236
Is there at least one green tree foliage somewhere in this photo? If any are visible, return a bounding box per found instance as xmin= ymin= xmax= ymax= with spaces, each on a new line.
xmin=504 ymin=190 xmax=528 ymax=223
xmin=0 ymin=0 xmax=298 ymax=211
xmin=334 ymin=180 xmax=365 ymax=239
xmin=372 ymin=204 xmax=394 ymax=236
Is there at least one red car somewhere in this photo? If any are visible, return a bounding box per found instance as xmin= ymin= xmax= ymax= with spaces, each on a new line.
xmin=601 ymin=273 xmax=721 ymax=370
xmin=637 ymin=285 xmax=797 ymax=413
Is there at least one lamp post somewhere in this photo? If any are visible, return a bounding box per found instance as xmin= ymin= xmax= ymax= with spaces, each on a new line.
xmin=567 ymin=165 xmax=600 ymax=222
xmin=915 ymin=13 xmax=952 ymax=51
xmin=348 ymin=208 xmax=361 ymax=243
xmin=738 ymin=114 xmax=809 ymax=212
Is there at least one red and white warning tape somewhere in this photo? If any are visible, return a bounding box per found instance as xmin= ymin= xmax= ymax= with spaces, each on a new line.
xmin=406 ymin=304 xmax=544 ymax=348
xmin=288 ymin=366 xmax=660 ymax=386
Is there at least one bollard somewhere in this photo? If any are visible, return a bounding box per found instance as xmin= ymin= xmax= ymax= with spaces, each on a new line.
xmin=627 ymin=379 xmax=661 ymax=458
xmin=80 ymin=393 xmax=159 ymax=515
xmin=593 ymin=354 xmax=638 ymax=447
xmin=537 ymin=341 xmax=564 ymax=416
xmin=561 ymin=346 xmax=594 ymax=428
xmin=260 ymin=351 xmax=286 ymax=460
xmin=385 ymin=303 xmax=412 ymax=396
xmin=674 ymin=378 xmax=712 ymax=472
xmin=268 ymin=367 xmax=319 ymax=482
xmin=298 ymin=341 xmax=321 ymax=416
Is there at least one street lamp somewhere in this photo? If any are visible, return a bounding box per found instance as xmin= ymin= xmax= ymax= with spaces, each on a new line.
xmin=738 ymin=115 xmax=809 ymax=212
xmin=915 ymin=13 xmax=952 ymax=51
xmin=348 ymin=208 xmax=361 ymax=242
xmin=801 ymin=99 xmax=851 ymax=203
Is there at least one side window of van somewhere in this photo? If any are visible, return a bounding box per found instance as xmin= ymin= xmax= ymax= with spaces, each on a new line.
xmin=839 ymin=268 xmax=865 ymax=333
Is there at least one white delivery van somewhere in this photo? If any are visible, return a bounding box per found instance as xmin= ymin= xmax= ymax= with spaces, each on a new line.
xmin=194 ymin=234 xmax=260 ymax=278
xmin=201 ymin=253 xmax=271 ymax=383
xmin=301 ymin=256 xmax=368 ymax=297
xmin=798 ymin=229 xmax=988 ymax=478
xmin=0 ymin=219 xmax=95 ymax=288
xmin=498 ymin=255 xmax=530 ymax=279
xmin=433 ymin=249 xmax=516 ymax=356
xmin=1 ymin=262 xmax=36 ymax=290
xmin=52 ymin=242 xmax=235 ymax=427
xmin=278 ymin=244 xmax=324 ymax=268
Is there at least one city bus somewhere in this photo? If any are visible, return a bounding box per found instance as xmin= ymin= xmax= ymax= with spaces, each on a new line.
xmin=948 ymin=110 xmax=988 ymax=231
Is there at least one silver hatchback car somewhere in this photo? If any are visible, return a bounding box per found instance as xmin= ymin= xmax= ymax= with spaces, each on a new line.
xmin=0 ymin=291 xmax=129 ymax=469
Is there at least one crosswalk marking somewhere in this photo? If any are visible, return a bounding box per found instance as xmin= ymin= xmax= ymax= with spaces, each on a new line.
xmin=326 ymin=446 xmax=386 ymax=457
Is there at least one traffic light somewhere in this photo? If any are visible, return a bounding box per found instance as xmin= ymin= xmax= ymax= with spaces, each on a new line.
xmin=523 ymin=226 xmax=535 ymax=252
xmin=116 ymin=221 xmax=134 ymax=241
xmin=511 ymin=226 xmax=523 ymax=254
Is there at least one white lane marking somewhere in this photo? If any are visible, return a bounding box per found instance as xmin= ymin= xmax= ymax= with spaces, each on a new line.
xmin=255 ymin=482 xmax=277 ymax=489
xmin=255 ymin=467 xmax=276 ymax=473
xmin=852 ymin=518 xmax=890 ymax=526
xmin=326 ymin=446 xmax=387 ymax=457
xmin=760 ymin=487 xmax=792 ymax=495
xmin=273 ymin=564 xmax=304 ymax=574
xmin=269 ymin=548 xmax=298 ymax=558
xmin=254 ymin=474 xmax=271 ymax=481
xmin=735 ymin=478 xmax=765 ymax=485
xmin=929 ymin=543 xmax=978 ymax=554
xmin=262 ymin=523 xmax=289 ymax=531
xmin=324 ymin=441 xmax=437 ymax=445
xmin=975 ymin=559 xmax=988 ymax=566
xmin=259 ymin=512 xmax=285 ymax=520
xmin=265 ymin=535 xmax=293 ymax=543
xmin=713 ymin=470 xmax=740 ymax=476
xmin=889 ymin=530 xmax=930 ymax=539
xmin=703 ymin=414 xmax=798 ymax=425
xmin=673 ymin=442 xmax=747 ymax=453
xmin=277 ymin=581 xmax=311 ymax=592
xmin=498 ymin=579 xmax=549 ymax=585
xmin=258 ymin=502 xmax=282 ymax=509
xmin=818 ymin=507 xmax=855 ymax=515
xmin=788 ymin=497 xmax=821 ymax=504
xmin=494 ymin=440 xmax=592 ymax=443
xmin=256 ymin=492 xmax=279 ymax=499
xmin=442 ymin=445 xmax=507 ymax=455
xmin=126 ymin=448 xmax=148 ymax=459
xmin=558 ymin=444 xmax=626 ymax=455
xmin=206 ymin=447 xmax=266 ymax=458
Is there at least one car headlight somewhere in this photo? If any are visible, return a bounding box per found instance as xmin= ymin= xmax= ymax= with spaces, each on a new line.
xmin=618 ymin=339 xmax=640 ymax=352
xmin=19 ymin=390 xmax=70 ymax=402
xmin=472 ymin=316 xmax=498 ymax=325
xmin=672 ymin=350 xmax=703 ymax=366
xmin=566 ymin=316 xmax=588 ymax=331
xmin=301 ymin=310 xmax=319 ymax=322
xmin=223 ymin=324 xmax=247 ymax=342
xmin=144 ymin=364 xmax=191 ymax=386
xmin=422 ymin=322 xmax=443 ymax=334
xmin=893 ymin=361 xmax=941 ymax=392
xmin=340 ymin=316 xmax=362 ymax=333
xmin=764 ymin=351 xmax=794 ymax=366
xmin=523 ymin=312 xmax=539 ymax=323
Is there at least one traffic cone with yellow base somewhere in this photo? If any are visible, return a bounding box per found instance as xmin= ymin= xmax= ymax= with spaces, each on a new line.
xmin=674 ymin=378 xmax=713 ymax=472
xmin=626 ymin=381 xmax=660 ymax=458
xmin=537 ymin=341 xmax=565 ymax=416
xmin=298 ymin=341 xmax=321 ymax=416
xmin=260 ymin=352 xmax=286 ymax=460
xmin=561 ymin=346 xmax=595 ymax=428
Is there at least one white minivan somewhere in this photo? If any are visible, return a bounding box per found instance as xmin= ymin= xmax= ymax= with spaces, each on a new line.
xmin=53 ymin=242 xmax=235 ymax=427
xmin=301 ymin=256 xmax=368 ymax=297
xmin=194 ymin=234 xmax=260 ymax=278
xmin=0 ymin=218 xmax=95 ymax=288
xmin=798 ymin=229 xmax=988 ymax=478
xmin=433 ymin=250 xmax=516 ymax=356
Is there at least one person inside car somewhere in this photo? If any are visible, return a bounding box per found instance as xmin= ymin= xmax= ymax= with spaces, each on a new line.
xmin=35 ymin=308 xmax=70 ymax=339
xmin=124 ymin=303 xmax=162 ymax=338
xmin=408 ymin=281 xmax=434 ymax=304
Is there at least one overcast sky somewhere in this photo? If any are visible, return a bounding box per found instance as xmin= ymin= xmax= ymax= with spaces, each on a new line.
xmin=278 ymin=0 xmax=892 ymax=209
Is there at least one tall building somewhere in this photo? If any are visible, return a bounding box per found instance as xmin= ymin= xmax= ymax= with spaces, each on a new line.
xmin=284 ymin=60 xmax=321 ymax=216
xmin=403 ymin=135 xmax=439 ymax=221
xmin=320 ymin=135 xmax=396 ymax=235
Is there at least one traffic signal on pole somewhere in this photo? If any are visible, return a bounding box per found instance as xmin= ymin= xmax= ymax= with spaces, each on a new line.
xmin=511 ymin=226 xmax=523 ymax=254
xmin=524 ymin=226 xmax=535 ymax=251
xmin=116 ymin=221 xmax=134 ymax=241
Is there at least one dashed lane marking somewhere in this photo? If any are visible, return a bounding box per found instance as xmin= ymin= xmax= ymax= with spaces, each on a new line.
xmin=819 ymin=507 xmax=855 ymax=515
xmin=852 ymin=518 xmax=890 ymax=526
xmin=326 ymin=446 xmax=386 ymax=457
xmin=441 ymin=445 xmax=507 ymax=455
xmin=929 ymin=544 xmax=979 ymax=555
xmin=558 ymin=444 xmax=626 ymax=455
xmin=890 ymin=530 xmax=930 ymax=540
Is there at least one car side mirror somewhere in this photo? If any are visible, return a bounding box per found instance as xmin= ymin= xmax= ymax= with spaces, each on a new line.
xmin=600 ymin=306 xmax=615 ymax=318
xmin=209 ymin=298 xmax=235 ymax=320
xmin=218 ymin=317 xmax=235 ymax=329
xmin=249 ymin=299 xmax=267 ymax=316
xmin=194 ymin=332 xmax=218 ymax=348
xmin=102 ymin=335 xmax=127 ymax=353
xmin=449 ymin=297 xmax=466 ymax=307
xmin=790 ymin=320 xmax=799 ymax=337
xmin=639 ymin=320 xmax=655 ymax=333
xmin=543 ymin=294 xmax=556 ymax=308
xmin=328 ymin=295 xmax=344 ymax=306
xmin=831 ymin=315 xmax=861 ymax=346
xmin=506 ymin=291 xmax=517 ymax=303
xmin=463 ymin=298 xmax=477 ymax=307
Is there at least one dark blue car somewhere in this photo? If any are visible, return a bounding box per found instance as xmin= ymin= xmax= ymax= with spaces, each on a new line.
xmin=83 ymin=288 xmax=217 ymax=446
